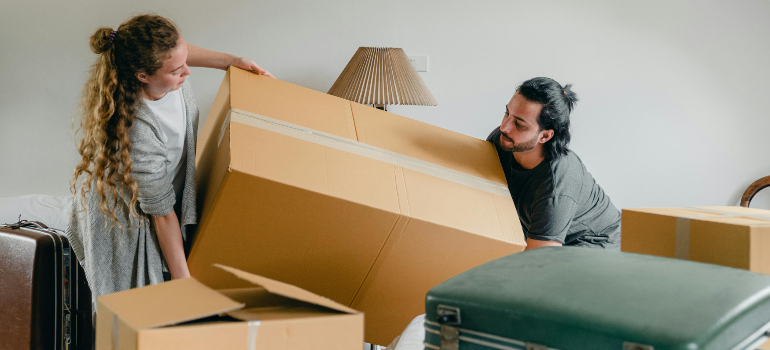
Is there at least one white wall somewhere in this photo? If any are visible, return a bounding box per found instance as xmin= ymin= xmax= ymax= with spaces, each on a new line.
xmin=2 ymin=0 xmax=769 ymax=210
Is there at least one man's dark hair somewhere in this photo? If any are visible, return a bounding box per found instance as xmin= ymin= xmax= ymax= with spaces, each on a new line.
xmin=516 ymin=77 xmax=578 ymax=159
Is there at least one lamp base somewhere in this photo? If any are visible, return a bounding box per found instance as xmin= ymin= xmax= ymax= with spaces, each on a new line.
xmin=374 ymin=104 xmax=387 ymax=111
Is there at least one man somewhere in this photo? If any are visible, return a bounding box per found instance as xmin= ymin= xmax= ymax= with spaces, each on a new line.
xmin=487 ymin=77 xmax=620 ymax=250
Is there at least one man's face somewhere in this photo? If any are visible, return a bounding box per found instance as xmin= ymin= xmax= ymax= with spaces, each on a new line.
xmin=499 ymin=92 xmax=545 ymax=153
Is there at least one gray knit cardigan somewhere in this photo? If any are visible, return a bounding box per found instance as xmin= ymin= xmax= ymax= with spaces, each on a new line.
xmin=66 ymin=80 xmax=198 ymax=307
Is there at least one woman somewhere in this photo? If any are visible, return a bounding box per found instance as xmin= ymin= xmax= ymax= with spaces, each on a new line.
xmin=66 ymin=14 xmax=272 ymax=305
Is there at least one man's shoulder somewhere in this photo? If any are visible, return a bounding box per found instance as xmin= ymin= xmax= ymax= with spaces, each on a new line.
xmin=486 ymin=127 xmax=501 ymax=144
xmin=549 ymin=150 xmax=586 ymax=175
xmin=546 ymin=150 xmax=588 ymax=195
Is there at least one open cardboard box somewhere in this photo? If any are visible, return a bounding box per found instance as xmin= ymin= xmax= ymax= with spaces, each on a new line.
xmin=96 ymin=264 xmax=363 ymax=349
xmin=189 ymin=67 xmax=526 ymax=345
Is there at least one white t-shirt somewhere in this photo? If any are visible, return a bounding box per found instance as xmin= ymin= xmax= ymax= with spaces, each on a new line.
xmin=144 ymin=89 xmax=187 ymax=210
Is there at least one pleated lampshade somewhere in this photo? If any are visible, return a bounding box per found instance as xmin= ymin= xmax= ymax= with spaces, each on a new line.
xmin=328 ymin=47 xmax=437 ymax=108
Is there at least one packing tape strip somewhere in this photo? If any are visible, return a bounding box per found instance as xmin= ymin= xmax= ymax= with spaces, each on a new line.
xmin=218 ymin=111 xmax=231 ymax=148
xmin=674 ymin=207 xmax=770 ymax=259
xmin=247 ymin=320 xmax=261 ymax=350
xmin=674 ymin=217 xmax=691 ymax=259
xmin=219 ymin=108 xmax=512 ymax=198
xmin=112 ymin=313 xmax=119 ymax=349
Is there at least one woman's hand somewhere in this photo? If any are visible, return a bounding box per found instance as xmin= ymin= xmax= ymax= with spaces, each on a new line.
xmin=187 ymin=44 xmax=275 ymax=78
xmin=231 ymin=56 xmax=275 ymax=78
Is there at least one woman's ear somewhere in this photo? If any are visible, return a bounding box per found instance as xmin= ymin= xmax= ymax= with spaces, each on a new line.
xmin=136 ymin=72 xmax=149 ymax=84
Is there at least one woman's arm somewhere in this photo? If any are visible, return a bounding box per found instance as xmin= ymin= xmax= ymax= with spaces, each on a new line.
xmin=187 ymin=44 xmax=274 ymax=78
xmin=152 ymin=211 xmax=190 ymax=279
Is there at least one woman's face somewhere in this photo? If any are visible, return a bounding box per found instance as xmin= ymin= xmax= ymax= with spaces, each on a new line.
xmin=137 ymin=36 xmax=190 ymax=100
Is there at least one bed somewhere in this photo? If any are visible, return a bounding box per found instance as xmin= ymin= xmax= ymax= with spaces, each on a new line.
xmin=0 ymin=194 xmax=72 ymax=230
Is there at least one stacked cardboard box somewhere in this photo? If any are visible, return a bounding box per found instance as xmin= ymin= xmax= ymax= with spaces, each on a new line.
xmin=188 ymin=67 xmax=527 ymax=345
xmin=622 ymin=206 xmax=770 ymax=349
xmin=96 ymin=265 xmax=363 ymax=349
xmin=622 ymin=206 xmax=770 ymax=273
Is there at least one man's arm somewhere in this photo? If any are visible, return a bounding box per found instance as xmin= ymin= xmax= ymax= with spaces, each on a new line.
xmin=525 ymin=237 xmax=563 ymax=250
xmin=524 ymin=195 xmax=577 ymax=250
xmin=186 ymin=44 xmax=274 ymax=77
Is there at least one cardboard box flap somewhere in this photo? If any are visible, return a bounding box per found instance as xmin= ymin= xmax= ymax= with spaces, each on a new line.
xmin=227 ymin=306 xmax=342 ymax=322
xmin=694 ymin=206 xmax=770 ymax=222
xmin=349 ymin=102 xmax=508 ymax=185
xmin=627 ymin=207 xmax=770 ymax=223
xmin=626 ymin=207 xmax=724 ymax=218
xmin=228 ymin=67 xmax=357 ymax=140
xmin=215 ymin=264 xmax=359 ymax=314
xmin=97 ymin=277 xmax=244 ymax=330
xmin=218 ymin=287 xmax=309 ymax=308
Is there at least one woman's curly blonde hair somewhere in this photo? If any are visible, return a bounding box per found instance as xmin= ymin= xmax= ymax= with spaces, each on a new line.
xmin=73 ymin=14 xmax=179 ymax=230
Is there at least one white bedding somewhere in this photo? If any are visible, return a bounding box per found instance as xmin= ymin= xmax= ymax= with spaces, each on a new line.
xmin=385 ymin=314 xmax=426 ymax=350
xmin=0 ymin=194 xmax=73 ymax=230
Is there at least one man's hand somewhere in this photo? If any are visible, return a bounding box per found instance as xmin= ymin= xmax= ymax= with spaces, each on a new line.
xmin=524 ymin=238 xmax=563 ymax=250
xmin=231 ymin=56 xmax=275 ymax=78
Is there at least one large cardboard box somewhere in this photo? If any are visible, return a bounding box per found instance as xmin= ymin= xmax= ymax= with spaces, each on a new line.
xmin=96 ymin=264 xmax=363 ymax=349
xmin=189 ymin=67 xmax=526 ymax=345
xmin=622 ymin=206 xmax=770 ymax=273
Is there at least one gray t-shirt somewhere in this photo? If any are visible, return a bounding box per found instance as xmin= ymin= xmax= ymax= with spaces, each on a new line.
xmin=487 ymin=128 xmax=621 ymax=250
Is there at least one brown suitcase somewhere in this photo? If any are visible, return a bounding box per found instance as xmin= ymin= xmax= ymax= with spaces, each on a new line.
xmin=0 ymin=220 xmax=93 ymax=350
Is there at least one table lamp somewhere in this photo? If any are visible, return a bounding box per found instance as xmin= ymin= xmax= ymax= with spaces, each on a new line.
xmin=328 ymin=47 xmax=437 ymax=111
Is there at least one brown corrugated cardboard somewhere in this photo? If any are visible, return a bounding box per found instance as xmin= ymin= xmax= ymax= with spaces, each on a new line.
xmin=349 ymin=102 xmax=506 ymax=184
xmin=96 ymin=265 xmax=363 ymax=350
xmin=189 ymin=67 xmax=526 ymax=345
xmin=622 ymin=206 xmax=770 ymax=274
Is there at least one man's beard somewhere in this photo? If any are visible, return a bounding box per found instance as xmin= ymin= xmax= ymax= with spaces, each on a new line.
xmin=499 ymin=132 xmax=538 ymax=152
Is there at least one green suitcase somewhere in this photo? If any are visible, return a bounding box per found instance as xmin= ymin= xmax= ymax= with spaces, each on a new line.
xmin=425 ymin=247 xmax=770 ymax=350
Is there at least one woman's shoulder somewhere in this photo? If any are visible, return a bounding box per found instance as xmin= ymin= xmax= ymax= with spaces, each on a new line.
xmin=132 ymin=102 xmax=160 ymax=129
xmin=179 ymin=79 xmax=199 ymax=124
xmin=133 ymin=81 xmax=196 ymax=131
xmin=180 ymin=78 xmax=195 ymax=100
xmin=128 ymin=101 xmax=168 ymax=146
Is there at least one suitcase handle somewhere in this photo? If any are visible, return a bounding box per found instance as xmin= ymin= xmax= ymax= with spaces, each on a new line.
xmin=437 ymin=314 xmax=458 ymax=325
xmin=3 ymin=219 xmax=51 ymax=230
